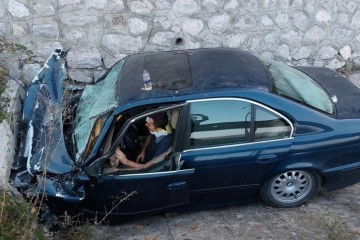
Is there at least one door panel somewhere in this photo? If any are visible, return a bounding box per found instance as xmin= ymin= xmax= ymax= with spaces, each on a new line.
xmin=181 ymin=139 xmax=292 ymax=193
xmin=84 ymin=169 xmax=194 ymax=215
xmin=180 ymin=98 xmax=293 ymax=198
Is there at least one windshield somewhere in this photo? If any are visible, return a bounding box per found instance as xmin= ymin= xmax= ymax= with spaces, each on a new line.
xmin=73 ymin=58 xmax=125 ymax=160
xmin=259 ymin=57 xmax=334 ymax=115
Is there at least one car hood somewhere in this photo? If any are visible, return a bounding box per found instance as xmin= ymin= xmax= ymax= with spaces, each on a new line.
xmin=14 ymin=50 xmax=74 ymax=175
xmin=295 ymin=66 xmax=360 ymax=119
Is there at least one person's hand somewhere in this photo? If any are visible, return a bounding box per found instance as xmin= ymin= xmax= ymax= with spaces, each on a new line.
xmin=136 ymin=151 xmax=145 ymax=163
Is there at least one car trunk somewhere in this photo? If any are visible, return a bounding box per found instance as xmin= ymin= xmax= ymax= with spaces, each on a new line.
xmin=295 ymin=66 xmax=360 ymax=119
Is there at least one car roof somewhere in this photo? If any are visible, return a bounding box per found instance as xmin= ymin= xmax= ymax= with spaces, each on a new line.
xmin=116 ymin=48 xmax=270 ymax=105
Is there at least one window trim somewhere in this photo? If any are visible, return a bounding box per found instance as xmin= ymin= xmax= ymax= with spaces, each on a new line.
xmin=184 ymin=97 xmax=294 ymax=151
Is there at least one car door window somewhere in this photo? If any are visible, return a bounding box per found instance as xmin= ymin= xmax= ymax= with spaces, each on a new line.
xmin=188 ymin=99 xmax=292 ymax=149
xmin=254 ymin=106 xmax=291 ymax=141
xmin=189 ymin=100 xmax=251 ymax=148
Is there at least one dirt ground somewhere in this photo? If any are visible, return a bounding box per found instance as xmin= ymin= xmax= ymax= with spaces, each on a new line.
xmin=90 ymin=183 xmax=360 ymax=240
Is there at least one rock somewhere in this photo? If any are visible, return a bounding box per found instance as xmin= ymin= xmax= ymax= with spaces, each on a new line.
xmin=8 ymin=0 xmax=30 ymax=18
xmin=223 ymin=33 xmax=247 ymax=48
xmin=173 ymin=0 xmax=200 ymax=15
xmin=22 ymin=63 xmax=41 ymax=83
xmin=149 ymin=31 xmax=176 ymax=46
xmin=33 ymin=2 xmax=56 ymax=16
xmin=85 ymin=0 xmax=107 ymax=10
xmin=350 ymin=10 xmax=360 ymax=30
xmin=292 ymin=11 xmax=309 ymax=31
xmin=32 ymin=23 xmax=59 ymax=39
xmin=108 ymin=0 xmax=125 ymax=12
xmin=129 ymin=18 xmax=148 ymax=35
xmin=0 ymin=22 xmax=11 ymax=36
xmin=315 ymin=10 xmax=332 ymax=23
xmin=101 ymin=34 xmax=143 ymax=54
xmin=281 ymin=30 xmax=302 ymax=47
xmin=304 ymin=26 xmax=326 ymax=42
xmin=67 ymin=48 xmax=102 ymax=69
xmin=12 ymin=23 xmax=27 ymax=37
xmin=182 ymin=19 xmax=204 ymax=36
xmin=60 ymin=11 xmax=98 ymax=27
xmin=317 ymin=46 xmax=338 ymax=60
xmin=129 ymin=0 xmax=155 ymax=16
xmin=326 ymin=58 xmax=345 ymax=69
xmin=275 ymin=12 xmax=289 ymax=29
xmin=208 ymin=14 xmax=230 ymax=35
xmin=275 ymin=44 xmax=291 ymax=60
xmin=340 ymin=45 xmax=351 ymax=61
xmin=293 ymin=46 xmax=312 ymax=60
xmin=261 ymin=15 xmax=274 ymax=26
xmin=348 ymin=73 xmax=360 ymax=88
xmin=68 ymin=68 xmax=94 ymax=83
xmin=154 ymin=10 xmax=176 ymax=29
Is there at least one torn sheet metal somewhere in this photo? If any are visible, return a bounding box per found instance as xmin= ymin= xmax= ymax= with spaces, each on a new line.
xmin=14 ymin=49 xmax=74 ymax=177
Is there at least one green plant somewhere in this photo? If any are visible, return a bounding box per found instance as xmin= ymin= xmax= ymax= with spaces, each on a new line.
xmin=0 ymin=109 xmax=10 ymax=122
xmin=0 ymin=36 xmax=33 ymax=55
xmin=320 ymin=216 xmax=355 ymax=240
xmin=0 ymin=188 xmax=45 ymax=240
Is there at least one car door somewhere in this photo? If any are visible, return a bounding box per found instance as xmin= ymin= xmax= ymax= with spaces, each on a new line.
xmin=83 ymin=169 xmax=194 ymax=215
xmin=82 ymin=105 xmax=195 ymax=216
xmin=177 ymin=98 xmax=294 ymax=202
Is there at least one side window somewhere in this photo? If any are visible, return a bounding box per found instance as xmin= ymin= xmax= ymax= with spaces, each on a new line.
xmin=188 ymin=99 xmax=292 ymax=149
xmin=254 ymin=107 xmax=291 ymax=141
xmin=189 ymin=100 xmax=251 ymax=148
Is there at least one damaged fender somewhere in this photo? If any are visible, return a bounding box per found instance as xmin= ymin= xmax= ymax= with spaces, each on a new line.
xmin=14 ymin=49 xmax=74 ymax=177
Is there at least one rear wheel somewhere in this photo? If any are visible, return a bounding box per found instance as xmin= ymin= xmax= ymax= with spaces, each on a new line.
xmin=260 ymin=170 xmax=320 ymax=208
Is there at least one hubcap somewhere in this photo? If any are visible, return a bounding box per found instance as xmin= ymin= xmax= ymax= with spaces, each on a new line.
xmin=270 ymin=170 xmax=313 ymax=204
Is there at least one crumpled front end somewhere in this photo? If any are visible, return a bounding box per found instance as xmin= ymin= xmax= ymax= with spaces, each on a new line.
xmin=12 ymin=49 xmax=75 ymax=188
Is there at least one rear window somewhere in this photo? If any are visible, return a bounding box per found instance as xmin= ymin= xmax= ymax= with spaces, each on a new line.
xmin=259 ymin=57 xmax=334 ymax=115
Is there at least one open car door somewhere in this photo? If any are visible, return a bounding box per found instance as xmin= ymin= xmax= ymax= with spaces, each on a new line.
xmin=82 ymin=165 xmax=194 ymax=215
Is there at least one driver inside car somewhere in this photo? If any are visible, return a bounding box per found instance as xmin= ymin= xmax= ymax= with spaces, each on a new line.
xmin=110 ymin=113 xmax=173 ymax=170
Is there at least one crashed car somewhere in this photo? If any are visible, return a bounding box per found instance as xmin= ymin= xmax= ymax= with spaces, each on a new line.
xmin=11 ymin=48 xmax=360 ymax=218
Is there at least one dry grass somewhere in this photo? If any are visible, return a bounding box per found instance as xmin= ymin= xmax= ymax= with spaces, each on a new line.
xmin=0 ymin=189 xmax=45 ymax=240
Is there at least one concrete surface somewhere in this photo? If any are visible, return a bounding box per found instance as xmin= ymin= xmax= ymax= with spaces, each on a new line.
xmin=90 ymin=184 xmax=360 ymax=240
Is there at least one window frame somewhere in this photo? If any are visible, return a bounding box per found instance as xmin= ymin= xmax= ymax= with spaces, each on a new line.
xmin=184 ymin=98 xmax=294 ymax=151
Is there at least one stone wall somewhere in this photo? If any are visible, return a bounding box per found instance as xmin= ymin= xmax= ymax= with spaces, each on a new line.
xmin=1 ymin=0 xmax=360 ymax=83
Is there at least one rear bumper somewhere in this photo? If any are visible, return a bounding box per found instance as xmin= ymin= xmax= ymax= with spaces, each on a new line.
xmin=321 ymin=162 xmax=360 ymax=192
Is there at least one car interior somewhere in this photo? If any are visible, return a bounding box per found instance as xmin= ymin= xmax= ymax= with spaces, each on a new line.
xmin=101 ymin=106 xmax=182 ymax=175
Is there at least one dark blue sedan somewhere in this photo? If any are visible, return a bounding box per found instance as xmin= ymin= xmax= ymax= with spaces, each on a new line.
xmin=12 ymin=48 xmax=360 ymax=219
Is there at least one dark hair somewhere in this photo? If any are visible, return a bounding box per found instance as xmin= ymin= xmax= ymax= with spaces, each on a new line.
xmin=149 ymin=113 xmax=168 ymax=130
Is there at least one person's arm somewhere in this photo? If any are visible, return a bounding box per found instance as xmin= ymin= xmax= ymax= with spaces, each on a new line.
xmin=136 ymin=135 xmax=151 ymax=163
xmin=115 ymin=147 xmax=145 ymax=169
xmin=143 ymin=147 xmax=173 ymax=168
xmin=115 ymin=146 xmax=173 ymax=170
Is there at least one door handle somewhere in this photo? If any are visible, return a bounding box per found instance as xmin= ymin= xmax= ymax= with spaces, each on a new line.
xmin=257 ymin=154 xmax=278 ymax=163
xmin=167 ymin=182 xmax=187 ymax=190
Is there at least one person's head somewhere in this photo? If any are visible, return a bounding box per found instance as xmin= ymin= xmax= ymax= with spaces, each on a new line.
xmin=145 ymin=113 xmax=168 ymax=132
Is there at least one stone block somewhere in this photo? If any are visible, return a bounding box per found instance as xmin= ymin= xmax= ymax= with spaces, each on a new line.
xmin=68 ymin=68 xmax=94 ymax=83
xmin=101 ymin=34 xmax=143 ymax=54
xmin=67 ymin=47 xmax=102 ymax=69
xmin=8 ymin=0 xmax=30 ymax=18
xmin=22 ymin=63 xmax=41 ymax=83
xmin=348 ymin=73 xmax=360 ymax=88
xmin=32 ymin=23 xmax=59 ymax=39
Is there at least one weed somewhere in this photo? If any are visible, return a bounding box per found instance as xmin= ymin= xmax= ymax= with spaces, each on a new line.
xmin=317 ymin=215 xmax=356 ymax=240
xmin=0 ymin=188 xmax=45 ymax=240
xmin=0 ymin=36 xmax=33 ymax=55
xmin=0 ymin=109 xmax=10 ymax=122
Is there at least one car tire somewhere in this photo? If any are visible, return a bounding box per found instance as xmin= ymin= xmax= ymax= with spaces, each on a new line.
xmin=260 ymin=170 xmax=320 ymax=208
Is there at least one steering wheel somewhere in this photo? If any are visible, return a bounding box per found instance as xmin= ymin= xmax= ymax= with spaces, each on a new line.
xmin=119 ymin=124 xmax=140 ymax=160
